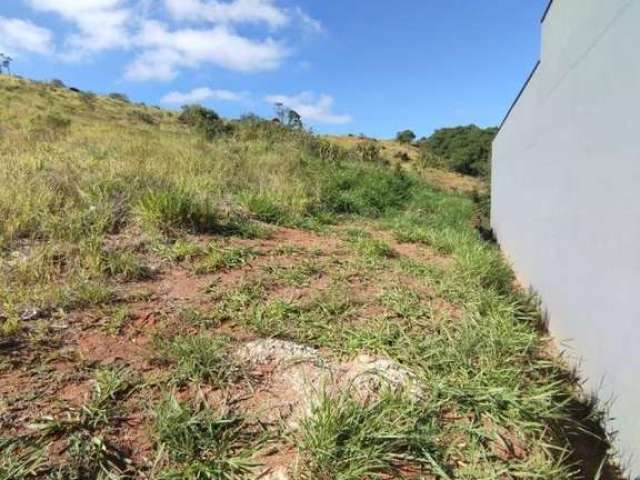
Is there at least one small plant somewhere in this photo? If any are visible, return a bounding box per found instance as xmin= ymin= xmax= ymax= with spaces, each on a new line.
xmin=155 ymin=239 xmax=204 ymax=263
xmin=100 ymin=248 xmax=153 ymax=281
xmin=136 ymin=189 xmax=220 ymax=235
xmin=81 ymin=366 xmax=138 ymax=429
xmin=355 ymin=237 xmax=395 ymax=262
xmin=156 ymin=334 xmax=242 ymax=386
xmin=296 ymin=391 xmax=445 ymax=480
xmin=153 ymin=395 xmax=259 ymax=479
xmin=179 ymin=308 xmax=219 ymax=329
xmin=379 ymin=287 xmax=431 ymax=321
xmin=343 ymin=230 xmax=395 ymax=263
xmin=262 ymin=261 xmax=322 ymax=286
xmin=101 ymin=305 xmax=132 ymax=335
xmin=0 ymin=437 xmax=48 ymax=480
xmin=194 ymin=244 xmax=258 ymax=275
xmin=63 ymin=432 xmax=131 ymax=480
xmin=0 ymin=316 xmax=21 ymax=340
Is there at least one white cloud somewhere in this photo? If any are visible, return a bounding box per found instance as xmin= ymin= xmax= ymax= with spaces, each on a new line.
xmin=162 ymin=87 xmax=247 ymax=104
xmin=265 ymin=92 xmax=352 ymax=125
xmin=164 ymin=0 xmax=289 ymax=29
xmin=0 ymin=16 xmax=53 ymax=55
xmin=125 ymin=20 xmax=288 ymax=81
xmin=293 ymin=7 xmax=323 ymax=34
xmin=21 ymin=0 xmax=319 ymax=81
xmin=26 ymin=0 xmax=132 ymax=55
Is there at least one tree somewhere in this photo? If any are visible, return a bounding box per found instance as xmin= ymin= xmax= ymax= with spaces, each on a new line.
xmin=273 ymin=103 xmax=304 ymax=130
xmin=287 ymin=109 xmax=303 ymax=129
xmin=274 ymin=102 xmax=287 ymax=123
xmin=419 ymin=125 xmax=498 ymax=177
xmin=396 ymin=129 xmax=416 ymax=144
xmin=0 ymin=54 xmax=12 ymax=75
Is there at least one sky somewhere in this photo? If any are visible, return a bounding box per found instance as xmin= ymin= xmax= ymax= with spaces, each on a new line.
xmin=0 ymin=0 xmax=548 ymax=138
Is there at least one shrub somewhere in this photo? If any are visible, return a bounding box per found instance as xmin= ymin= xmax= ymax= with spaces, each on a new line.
xmin=108 ymin=92 xmax=130 ymax=103
xmin=354 ymin=141 xmax=383 ymax=164
xmin=395 ymin=129 xmax=416 ymax=144
xmin=50 ymin=79 xmax=66 ymax=89
xmin=136 ymin=188 xmax=220 ymax=235
xmin=420 ymin=125 xmax=498 ymax=177
xmin=319 ymin=163 xmax=415 ymax=217
xmin=179 ymin=104 xmax=234 ymax=139
xmin=129 ymin=110 xmax=157 ymax=125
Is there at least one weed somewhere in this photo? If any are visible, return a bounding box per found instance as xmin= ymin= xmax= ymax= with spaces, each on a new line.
xmin=101 ymin=305 xmax=132 ymax=335
xmin=194 ymin=243 xmax=258 ymax=275
xmin=296 ymin=391 xmax=447 ymax=479
xmin=262 ymin=260 xmax=322 ymax=286
xmin=156 ymin=334 xmax=242 ymax=387
xmin=0 ymin=437 xmax=48 ymax=480
xmin=153 ymin=395 xmax=259 ymax=479
xmin=353 ymin=237 xmax=395 ymax=263
xmin=100 ymin=248 xmax=153 ymax=281
xmin=0 ymin=316 xmax=21 ymax=339
xmin=155 ymin=239 xmax=204 ymax=263
xmin=81 ymin=366 xmax=138 ymax=429
xmin=62 ymin=432 xmax=132 ymax=480
xmin=136 ymin=189 xmax=220 ymax=235
xmin=379 ymin=287 xmax=431 ymax=322
xmin=179 ymin=308 xmax=220 ymax=329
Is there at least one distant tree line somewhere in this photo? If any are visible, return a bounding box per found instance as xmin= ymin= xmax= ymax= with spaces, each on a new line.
xmin=418 ymin=125 xmax=498 ymax=177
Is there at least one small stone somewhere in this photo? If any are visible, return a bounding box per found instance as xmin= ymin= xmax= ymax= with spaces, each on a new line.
xmin=339 ymin=354 xmax=425 ymax=402
xmin=20 ymin=308 xmax=46 ymax=321
xmin=235 ymin=339 xmax=321 ymax=367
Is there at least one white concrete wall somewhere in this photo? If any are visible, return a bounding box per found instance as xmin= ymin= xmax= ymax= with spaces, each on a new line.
xmin=491 ymin=0 xmax=640 ymax=476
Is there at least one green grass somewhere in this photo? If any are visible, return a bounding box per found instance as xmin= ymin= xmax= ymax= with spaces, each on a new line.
xmin=0 ymin=437 xmax=48 ymax=480
xmin=262 ymin=260 xmax=323 ymax=286
xmin=194 ymin=243 xmax=259 ymax=274
xmin=153 ymin=395 xmax=260 ymax=479
xmin=0 ymin=76 xmax=613 ymax=478
xmin=155 ymin=334 xmax=243 ymax=387
xmin=296 ymin=390 xmax=447 ymax=479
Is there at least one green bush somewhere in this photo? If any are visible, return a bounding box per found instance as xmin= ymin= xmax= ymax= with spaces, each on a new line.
xmin=136 ymin=188 xmax=220 ymax=235
xmin=179 ymin=104 xmax=234 ymax=139
xmin=420 ymin=125 xmax=498 ymax=177
xmin=395 ymin=129 xmax=416 ymax=144
xmin=319 ymin=163 xmax=415 ymax=217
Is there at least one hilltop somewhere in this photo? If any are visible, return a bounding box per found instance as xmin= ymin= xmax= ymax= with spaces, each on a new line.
xmin=0 ymin=76 xmax=621 ymax=479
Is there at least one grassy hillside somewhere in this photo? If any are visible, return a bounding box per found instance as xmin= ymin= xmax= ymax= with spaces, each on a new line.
xmin=323 ymin=135 xmax=485 ymax=195
xmin=0 ymin=76 xmax=620 ymax=479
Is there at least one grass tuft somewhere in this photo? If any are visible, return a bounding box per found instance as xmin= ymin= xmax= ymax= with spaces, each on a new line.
xmin=156 ymin=334 xmax=243 ymax=387
xmin=153 ymin=395 xmax=260 ymax=479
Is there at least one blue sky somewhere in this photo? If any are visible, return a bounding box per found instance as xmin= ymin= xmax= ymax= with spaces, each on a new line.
xmin=0 ymin=0 xmax=547 ymax=137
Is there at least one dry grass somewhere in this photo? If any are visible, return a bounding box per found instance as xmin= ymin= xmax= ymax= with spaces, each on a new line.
xmin=0 ymin=76 xmax=623 ymax=480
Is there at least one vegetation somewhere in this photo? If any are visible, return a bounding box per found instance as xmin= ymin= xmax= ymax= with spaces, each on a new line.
xmin=395 ymin=129 xmax=416 ymax=144
xmin=0 ymin=75 xmax=619 ymax=479
xmin=420 ymin=124 xmax=499 ymax=177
